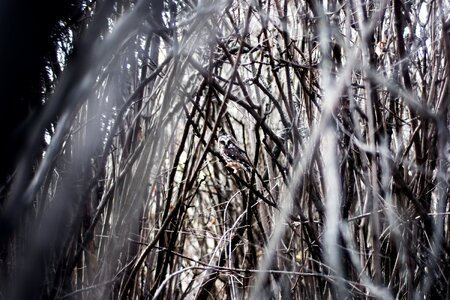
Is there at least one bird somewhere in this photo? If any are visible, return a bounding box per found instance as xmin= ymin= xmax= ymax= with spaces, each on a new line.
xmin=218 ymin=134 xmax=252 ymax=174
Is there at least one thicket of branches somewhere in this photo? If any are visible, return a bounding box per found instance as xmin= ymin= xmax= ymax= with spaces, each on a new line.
xmin=0 ymin=0 xmax=449 ymax=299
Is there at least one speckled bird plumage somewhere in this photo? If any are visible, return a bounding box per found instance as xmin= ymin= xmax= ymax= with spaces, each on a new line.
xmin=218 ymin=135 xmax=251 ymax=174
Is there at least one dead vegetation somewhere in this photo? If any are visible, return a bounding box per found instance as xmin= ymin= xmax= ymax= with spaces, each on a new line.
xmin=0 ymin=0 xmax=449 ymax=299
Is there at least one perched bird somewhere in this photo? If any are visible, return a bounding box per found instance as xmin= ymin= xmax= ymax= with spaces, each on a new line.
xmin=218 ymin=134 xmax=252 ymax=174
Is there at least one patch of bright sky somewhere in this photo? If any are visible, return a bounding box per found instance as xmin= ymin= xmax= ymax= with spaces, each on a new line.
xmin=56 ymin=20 xmax=73 ymax=71
xmin=416 ymin=2 xmax=432 ymax=59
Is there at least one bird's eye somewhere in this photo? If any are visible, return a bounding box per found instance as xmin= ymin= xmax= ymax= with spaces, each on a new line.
xmin=219 ymin=140 xmax=226 ymax=145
